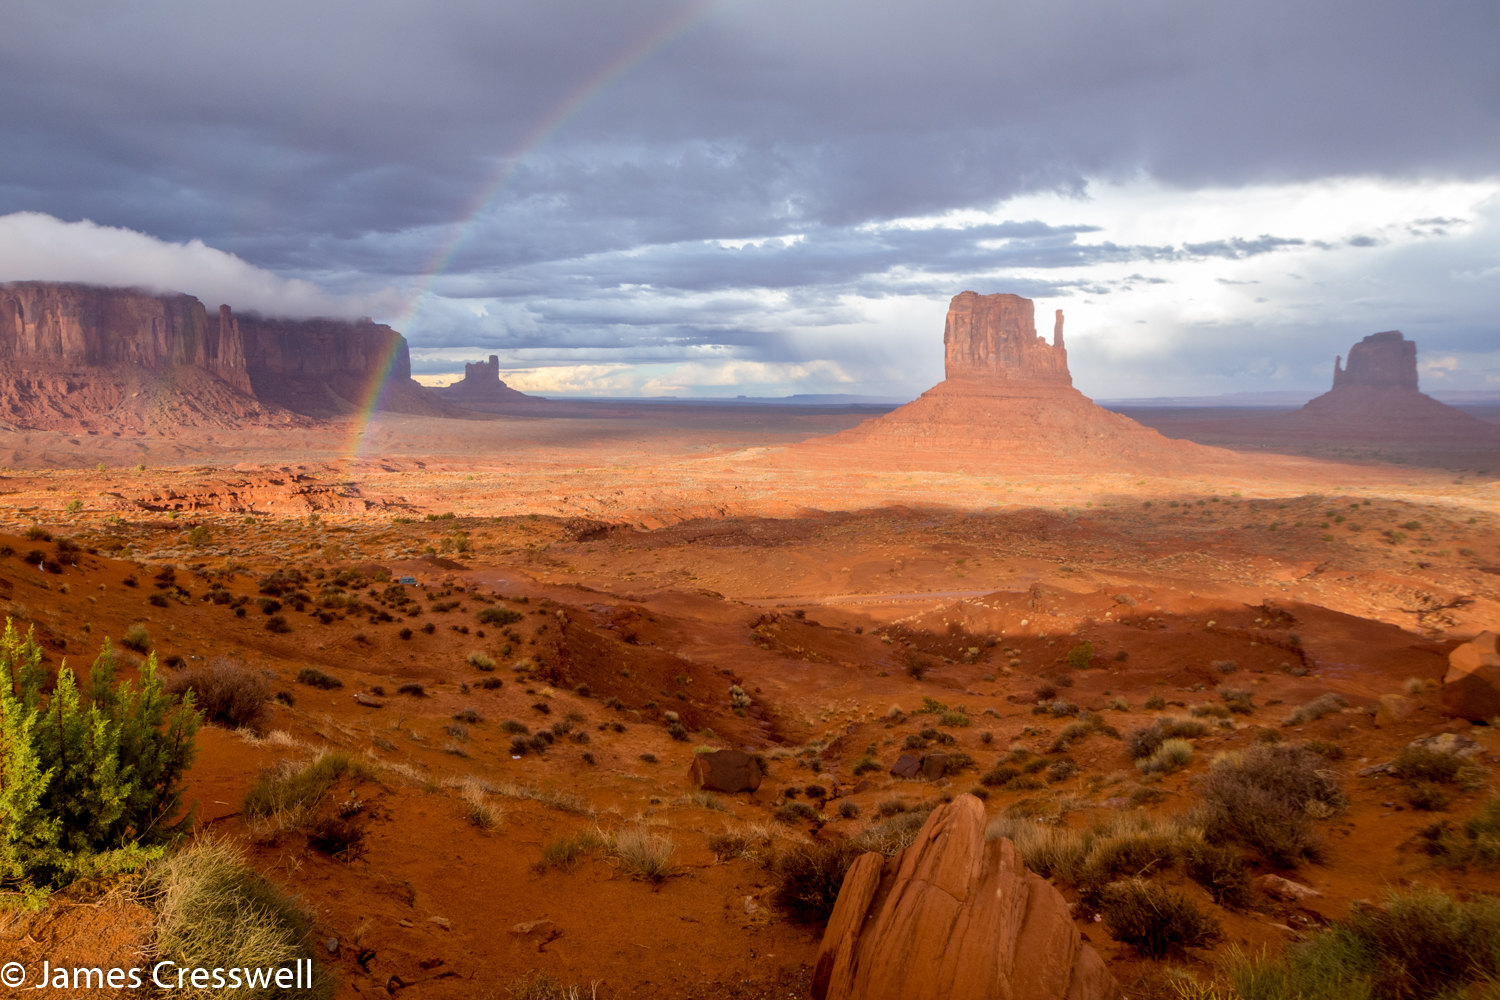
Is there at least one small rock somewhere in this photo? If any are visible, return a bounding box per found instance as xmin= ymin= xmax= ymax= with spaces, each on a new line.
xmin=427 ymin=916 xmax=451 ymax=930
xmin=510 ymin=920 xmax=557 ymax=937
xmin=324 ymin=937 xmax=339 ymax=955
xmin=398 ymin=920 xmax=414 ymax=928
xmin=1373 ymin=693 xmax=1414 ymax=728
xmin=1258 ymin=875 xmax=1321 ymax=901
xmin=890 ymin=753 xmax=921 ymax=779
xmin=1442 ymin=631 xmax=1500 ymax=721
xmin=919 ymin=753 xmax=951 ymax=781
xmin=689 ymin=749 xmax=763 ymax=794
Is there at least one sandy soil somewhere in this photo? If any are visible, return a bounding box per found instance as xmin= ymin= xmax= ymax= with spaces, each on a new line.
xmin=0 ymin=405 xmax=1498 ymax=998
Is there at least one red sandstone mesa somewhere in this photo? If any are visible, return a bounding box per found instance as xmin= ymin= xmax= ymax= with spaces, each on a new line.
xmin=0 ymin=281 xmax=449 ymax=430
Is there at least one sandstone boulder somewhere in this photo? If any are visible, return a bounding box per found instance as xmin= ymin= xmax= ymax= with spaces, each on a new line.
xmin=920 ymin=753 xmax=951 ymax=781
xmin=890 ymin=754 xmax=920 ymax=779
xmin=688 ymin=749 xmax=762 ymax=793
xmin=812 ymin=794 xmax=1118 ymax=1000
xmin=1443 ymin=632 xmax=1500 ymax=721
xmin=1373 ymin=693 xmax=1415 ymax=728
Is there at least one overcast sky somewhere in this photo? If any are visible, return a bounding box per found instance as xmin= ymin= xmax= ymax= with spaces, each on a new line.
xmin=1 ymin=0 xmax=1497 ymax=398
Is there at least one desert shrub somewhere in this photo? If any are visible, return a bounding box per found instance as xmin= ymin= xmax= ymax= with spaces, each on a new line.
xmin=1213 ymin=659 xmax=1238 ymax=674
xmin=608 ymin=826 xmax=675 ymax=881
xmin=1136 ymin=738 xmax=1194 ymax=775
xmin=776 ymin=801 xmax=819 ymax=823
xmin=939 ymin=709 xmax=970 ymax=727
xmin=1227 ymin=887 xmax=1500 ymax=1000
xmin=707 ymin=832 xmax=753 ymax=861
xmin=1099 ymin=879 xmax=1222 ymax=958
xmin=296 ymin=668 xmax=342 ymax=690
xmin=981 ymin=763 xmax=1021 ymax=787
xmin=398 ymin=682 xmax=426 ymax=697
xmin=1050 ymin=712 xmax=1118 ymax=752
xmin=501 ymin=719 xmax=529 ymax=734
xmin=264 ymin=614 xmax=292 ymax=634
xmin=531 ymin=831 xmax=603 ymax=874
xmin=1066 ymin=641 xmax=1094 ymax=670
xmin=1282 ymin=693 xmax=1349 ymax=726
xmin=478 ymin=607 xmax=523 ymax=627
xmin=165 ymin=658 xmax=272 ymax=734
xmin=1418 ymin=800 xmax=1500 ymax=867
xmin=837 ymin=800 xmax=860 ymax=820
xmin=1196 ymin=743 xmax=1346 ymax=866
xmin=242 ymin=751 xmax=371 ymax=822
xmin=1390 ymin=745 xmax=1462 ymax=784
xmin=1047 ymin=759 xmax=1079 ymax=783
xmin=122 ymin=623 xmax=152 ymax=652
xmin=1144 ymin=693 xmax=1165 ymax=710
xmin=478 ymin=677 xmax=503 ymax=690
xmin=770 ymin=841 xmax=865 ymax=923
xmin=1162 ymin=716 xmax=1209 ymax=738
xmin=1190 ymin=701 xmax=1232 ymax=719
xmin=1125 ymin=723 xmax=1166 ymax=760
xmin=1181 ymin=841 xmax=1254 ymax=909
xmin=146 ymin=837 xmax=333 ymax=1000
xmin=467 ymin=650 xmax=496 ymax=671
xmin=1033 ymin=682 xmax=1058 ymax=702
xmin=1218 ymin=686 xmax=1256 ymax=713
xmin=667 ymin=722 xmax=689 ymax=741
xmin=1403 ymin=782 xmax=1452 ymax=811
xmin=1304 ymin=739 xmax=1344 ymax=760
xmin=0 ymin=627 xmax=199 ymax=906
xmin=509 ymin=735 xmax=530 ymax=756
xmin=307 ymin=816 xmax=365 ymax=860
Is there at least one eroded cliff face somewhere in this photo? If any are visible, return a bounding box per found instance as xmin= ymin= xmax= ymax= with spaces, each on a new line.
xmin=0 ymin=282 xmax=447 ymax=428
xmin=943 ymin=291 xmax=1070 ymax=385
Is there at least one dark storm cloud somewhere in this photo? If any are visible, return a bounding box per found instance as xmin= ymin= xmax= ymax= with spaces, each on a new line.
xmin=1 ymin=0 xmax=1497 ymax=393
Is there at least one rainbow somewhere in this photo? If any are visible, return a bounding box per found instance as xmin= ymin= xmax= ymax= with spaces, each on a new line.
xmin=347 ymin=0 xmax=726 ymax=462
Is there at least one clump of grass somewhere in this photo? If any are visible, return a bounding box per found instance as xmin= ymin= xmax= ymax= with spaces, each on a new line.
xmin=1282 ymin=693 xmax=1349 ymax=726
xmin=1136 ymin=738 xmax=1194 ymax=775
xmin=532 ymin=831 xmax=604 ymax=874
xmin=296 ymin=667 xmax=342 ymax=690
xmin=770 ymin=841 xmax=866 ymax=923
xmin=1049 ymin=711 xmax=1119 ymax=752
xmin=939 ymin=709 xmax=970 ymax=727
xmin=1099 ymin=879 xmax=1222 ymax=958
xmin=1144 ymin=693 xmax=1166 ymax=710
xmin=242 ymin=751 xmax=373 ymax=824
xmin=608 ymin=826 xmax=675 ymax=881
xmin=1195 ymin=743 xmax=1346 ymax=866
xmin=853 ymin=808 xmax=932 ymax=856
xmin=145 ymin=837 xmax=333 ymax=1000
xmin=776 ymin=801 xmax=819 ymax=823
xmin=457 ymin=778 xmax=499 ymax=829
xmin=165 ymin=658 xmax=271 ymax=734
xmin=467 ymin=650 xmax=496 ymax=671
xmin=1218 ymin=686 xmax=1256 ymax=714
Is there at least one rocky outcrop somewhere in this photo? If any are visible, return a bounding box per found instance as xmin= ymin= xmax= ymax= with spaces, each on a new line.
xmin=431 ymin=354 xmax=542 ymax=408
xmin=1443 ymin=631 xmax=1500 ymax=721
xmin=813 ymin=794 xmax=1117 ymax=1000
xmin=1333 ymin=331 xmax=1418 ymax=390
xmin=796 ymin=291 xmax=1227 ymax=473
xmin=688 ymin=749 xmax=763 ymax=793
xmin=0 ymin=282 xmax=452 ymax=429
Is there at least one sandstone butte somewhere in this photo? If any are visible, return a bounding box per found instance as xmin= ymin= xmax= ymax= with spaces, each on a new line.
xmin=1257 ymin=330 xmax=1500 ymax=445
xmin=813 ymin=793 xmax=1118 ymax=1000
xmin=0 ymin=281 xmax=452 ymax=432
xmin=431 ymin=353 xmax=546 ymax=409
xmin=791 ymin=291 xmax=1229 ymax=473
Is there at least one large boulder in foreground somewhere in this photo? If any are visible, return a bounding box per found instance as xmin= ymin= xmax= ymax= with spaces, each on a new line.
xmin=812 ymin=794 xmax=1117 ymax=1000
xmin=1443 ymin=632 xmax=1500 ymax=721
xmin=688 ymin=749 xmax=762 ymax=793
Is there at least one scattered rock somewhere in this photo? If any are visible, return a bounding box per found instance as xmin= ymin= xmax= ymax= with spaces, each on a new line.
xmin=325 ymin=937 xmax=340 ymax=955
xmin=1408 ymin=732 xmax=1482 ymax=758
xmin=890 ymin=754 xmax=921 ymax=779
xmin=1258 ymin=875 xmax=1321 ymax=901
xmin=812 ymin=794 xmax=1118 ymax=1000
xmin=1444 ymin=632 xmax=1500 ymax=721
xmin=920 ymin=754 xmax=951 ymax=781
xmin=510 ymin=920 xmax=558 ymax=937
xmin=1373 ymin=693 xmax=1414 ymax=727
xmin=427 ymin=917 xmax=450 ymax=930
xmin=688 ymin=749 xmax=763 ymax=793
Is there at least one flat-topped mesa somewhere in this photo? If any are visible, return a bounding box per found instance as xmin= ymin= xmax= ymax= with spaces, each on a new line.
xmin=942 ymin=291 xmax=1071 ymax=386
xmin=1332 ymin=330 xmax=1418 ymax=390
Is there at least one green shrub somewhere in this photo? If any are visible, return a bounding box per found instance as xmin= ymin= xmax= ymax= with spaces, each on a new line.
xmin=1125 ymin=723 xmax=1166 ymax=760
xmin=1418 ymin=800 xmax=1500 ymax=867
xmin=467 ymin=650 xmax=496 ymax=671
xmin=1066 ymin=642 xmax=1094 ymax=670
xmin=770 ymin=841 xmax=865 ymax=923
xmin=146 ymin=837 xmax=332 ymax=1000
xmin=1196 ymin=743 xmax=1345 ymax=866
xmin=0 ymin=627 xmax=199 ymax=906
xmin=1282 ymin=693 xmax=1348 ymax=726
xmin=1099 ymin=879 xmax=1222 ymax=958
xmin=939 ymin=710 xmax=970 ymax=728
xmin=1390 ymin=745 xmax=1462 ymax=784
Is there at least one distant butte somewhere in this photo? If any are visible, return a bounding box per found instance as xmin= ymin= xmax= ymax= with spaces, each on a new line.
xmin=431 ymin=354 xmax=546 ymax=408
xmin=0 ymin=281 xmax=457 ymax=432
xmin=795 ymin=291 xmax=1226 ymax=472
xmin=1269 ymin=330 xmax=1500 ymax=444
